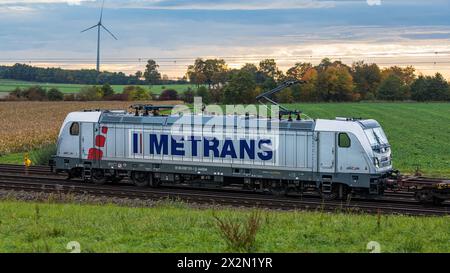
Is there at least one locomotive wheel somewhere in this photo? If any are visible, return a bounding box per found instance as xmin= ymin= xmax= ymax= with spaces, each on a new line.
xmin=67 ymin=168 xmax=82 ymax=180
xmin=91 ymin=169 xmax=107 ymax=185
xmin=320 ymin=189 xmax=338 ymax=201
xmin=415 ymin=191 xmax=432 ymax=204
xmin=108 ymin=176 xmax=123 ymax=184
xmin=132 ymin=171 xmax=149 ymax=187
xmin=319 ymin=183 xmax=347 ymax=200
xmin=148 ymin=174 xmax=159 ymax=188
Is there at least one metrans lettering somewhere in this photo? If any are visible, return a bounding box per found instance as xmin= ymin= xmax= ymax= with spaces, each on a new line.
xmin=133 ymin=133 xmax=273 ymax=160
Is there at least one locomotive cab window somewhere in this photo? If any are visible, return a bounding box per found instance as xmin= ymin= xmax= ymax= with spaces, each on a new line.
xmin=338 ymin=133 xmax=351 ymax=148
xmin=70 ymin=122 xmax=80 ymax=136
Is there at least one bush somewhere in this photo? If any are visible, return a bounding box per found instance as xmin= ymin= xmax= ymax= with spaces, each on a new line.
xmin=9 ymin=87 xmax=24 ymax=99
xmin=195 ymin=86 xmax=210 ymax=104
xmin=411 ymin=73 xmax=450 ymax=101
xmin=101 ymin=83 xmax=115 ymax=98
xmin=63 ymin=93 xmax=77 ymax=101
xmin=181 ymin=88 xmax=195 ymax=103
xmin=47 ymin=88 xmax=64 ymax=101
xmin=78 ymin=86 xmax=103 ymax=101
xmin=123 ymin=86 xmax=150 ymax=101
xmin=364 ymin=92 xmax=376 ymax=101
xmin=159 ymin=89 xmax=178 ymax=101
xmin=377 ymin=75 xmax=409 ymax=100
xmin=212 ymin=210 xmax=262 ymax=252
xmin=24 ymin=86 xmax=47 ymax=101
xmin=30 ymin=144 xmax=57 ymax=166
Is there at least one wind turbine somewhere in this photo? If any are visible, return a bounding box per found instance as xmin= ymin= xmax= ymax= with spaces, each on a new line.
xmin=81 ymin=0 xmax=118 ymax=72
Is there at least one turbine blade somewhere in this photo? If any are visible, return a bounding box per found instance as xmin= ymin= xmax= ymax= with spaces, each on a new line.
xmin=100 ymin=0 xmax=105 ymax=22
xmin=81 ymin=24 xmax=98 ymax=33
xmin=101 ymin=24 xmax=118 ymax=40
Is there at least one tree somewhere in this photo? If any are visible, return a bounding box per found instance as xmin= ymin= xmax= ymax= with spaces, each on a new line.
xmin=195 ymin=86 xmax=210 ymax=104
xmin=351 ymin=61 xmax=381 ymax=99
xmin=78 ymin=86 xmax=103 ymax=101
xmin=276 ymin=88 xmax=294 ymax=103
xmin=47 ymin=88 xmax=64 ymax=101
xmin=286 ymin=62 xmax=312 ymax=81
xmin=144 ymin=59 xmax=161 ymax=85
xmin=381 ymin=66 xmax=416 ymax=86
xmin=317 ymin=58 xmax=333 ymax=72
xmin=223 ymin=70 xmax=256 ymax=104
xmin=376 ymin=75 xmax=409 ymax=100
xmin=410 ymin=75 xmax=428 ymax=102
xmin=411 ymin=73 xmax=450 ymax=101
xmin=296 ymin=68 xmax=318 ymax=102
xmin=123 ymin=86 xmax=150 ymax=101
xmin=316 ymin=58 xmax=348 ymax=73
xmin=9 ymin=87 xmax=24 ymax=99
xmin=0 ymin=63 xmax=144 ymax=85
xmin=135 ymin=71 xmax=143 ymax=79
xmin=316 ymin=66 xmax=354 ymax=101
xmin=24 ymin=86 xmax=47 ymax=101
xmin=187 ymin=58 xmax=228 ymax=89
xmin=159 ymin=89 xmax=178 ymax=101
xmin=209 ymin=88 xmax=224 ymax=103
xmin=258 ymin=59 xmax=283 ymax=83
xmin=101 ymin=83 xmax=114 ymax=98
xmin=241 ymin=63 xmax=258 ymax=76
xmin=181 ymin=88 xmax=195 ymax=103
xmin=426 ymin=73 xmax=450 ymax=101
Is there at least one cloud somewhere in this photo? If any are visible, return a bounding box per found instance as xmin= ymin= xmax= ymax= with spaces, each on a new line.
xmin=0 ymin=0 xmax=439 ymax=10
xmin=0 ymin=0 xmax=93 ymax=5
xmin=0 ymin=0 xmax=338 ymax=10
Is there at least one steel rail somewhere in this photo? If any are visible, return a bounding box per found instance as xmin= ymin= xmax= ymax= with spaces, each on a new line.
xmin=0 ymin=172 xmax=448 ymax=216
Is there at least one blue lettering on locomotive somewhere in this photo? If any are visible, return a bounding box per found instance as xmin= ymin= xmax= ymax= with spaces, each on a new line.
xmin=133 ymin=133 xmax=273 ymax=160
xmin=171 ymin=136 xmax=185 ymax=156
xmin=240 ymin=139 xmax=255 ymax=160
xmin=221 ymin=139 xmax=237 ymax=158
xmin=204 ymin=137 xmax=220 ymax=157
xmin=150 ymin=134 xmax=169 ymax=155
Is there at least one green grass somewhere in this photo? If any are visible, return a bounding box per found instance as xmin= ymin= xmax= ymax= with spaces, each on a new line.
xmin=0 ymin=200 xmax=448 ymax=253
xmin=288 ymin=102 xmax=450 ymax=177
xmin=0 ymin=144 xmax=56 ymax=165
xmin=0 ymin=152 xmax=23 ymax=164
xmin=0 ymin=79 xmax=196 ymax=95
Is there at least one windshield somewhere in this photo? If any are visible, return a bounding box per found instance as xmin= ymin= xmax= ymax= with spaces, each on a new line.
xmin=364 ymin=127 xmax=388 ymax=147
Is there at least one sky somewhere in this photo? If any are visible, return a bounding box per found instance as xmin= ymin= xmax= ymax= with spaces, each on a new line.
xmin=0 ymin=0 xmax=449 ymax=79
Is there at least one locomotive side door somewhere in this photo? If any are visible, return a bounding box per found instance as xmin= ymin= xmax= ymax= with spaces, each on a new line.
xmin=80 ymin=122 xmax=95 ymax=160
xmin=318 ymin=132 xmax=335 ymax=173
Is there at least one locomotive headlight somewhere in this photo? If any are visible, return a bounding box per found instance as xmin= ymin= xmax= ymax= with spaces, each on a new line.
xmin=374 ymin=157 xmax=380 ymax=168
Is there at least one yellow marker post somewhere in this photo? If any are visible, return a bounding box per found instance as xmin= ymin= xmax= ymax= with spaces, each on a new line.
xmin=24 ymin=153 xmax=32 ymax=175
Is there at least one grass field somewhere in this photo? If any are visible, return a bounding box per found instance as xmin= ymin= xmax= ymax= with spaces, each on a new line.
xmin=0 ymin=200 xmax=448 ymax=253
xmin=0 ymin=102 xmax=448 ymax=177
xmin=0 ymin=79 xmax=195 ymax=95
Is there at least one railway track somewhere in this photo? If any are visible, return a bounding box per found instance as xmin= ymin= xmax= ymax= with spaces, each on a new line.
xmin=0 ymin=164 xmax=448 ymax=216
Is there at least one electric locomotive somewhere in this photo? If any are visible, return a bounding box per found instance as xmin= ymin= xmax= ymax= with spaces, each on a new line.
xmin=51 ymin=81 xmax=396 ymax=200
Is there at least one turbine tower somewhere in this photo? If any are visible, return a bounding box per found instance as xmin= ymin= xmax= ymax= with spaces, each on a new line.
xmin=81 ymin=0 xmax=118 ymax=72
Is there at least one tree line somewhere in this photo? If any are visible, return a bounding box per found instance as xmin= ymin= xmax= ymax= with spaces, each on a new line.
xmin=182 ymin=58 xmax=450 ymax=103
xmin=0 ymin=62 xmax=186 ymax=85
xmin=3 ymin=84 xmax=180 ymax=102
xmin=1 ymin=58 xmax=449 ymax=103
